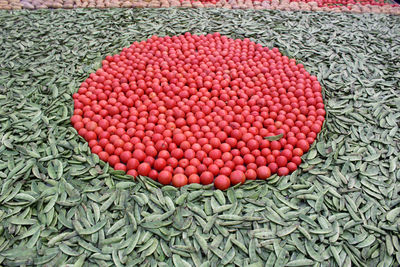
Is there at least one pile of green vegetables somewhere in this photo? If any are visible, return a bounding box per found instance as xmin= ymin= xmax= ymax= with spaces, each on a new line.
xmin=0 ymin=8 xmax=399 ymax=266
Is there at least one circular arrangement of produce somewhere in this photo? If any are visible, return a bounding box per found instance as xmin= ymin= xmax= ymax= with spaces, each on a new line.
xmin=71 ymin=32 xmax=325 ymax=189
xmin=3 ymin=7 xmax=400 ymax=267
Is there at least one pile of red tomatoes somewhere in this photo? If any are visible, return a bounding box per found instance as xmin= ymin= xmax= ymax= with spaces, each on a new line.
xmin=71 ymin=32 xmax=325 ymax=190
xmin=303 ymin=0 xmax=388 ymax=8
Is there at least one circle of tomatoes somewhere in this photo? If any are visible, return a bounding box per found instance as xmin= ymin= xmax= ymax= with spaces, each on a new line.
xmin=71 ymin=32 xmax=325 ymax=190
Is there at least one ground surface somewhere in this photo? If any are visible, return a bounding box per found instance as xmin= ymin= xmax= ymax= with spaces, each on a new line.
xmin=0 ymin=8 xmax=400 ymax=267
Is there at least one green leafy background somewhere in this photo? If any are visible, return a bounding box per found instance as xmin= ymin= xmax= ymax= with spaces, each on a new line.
xmin=0 ymin=8 xmax=399 ymax=266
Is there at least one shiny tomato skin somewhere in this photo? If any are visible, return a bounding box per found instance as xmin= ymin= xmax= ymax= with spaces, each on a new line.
xmin=257 ymin=166 xmax=271 ymax=180
xmin=172 ymin=173 xmax=188 ymax=187
xmin=138 ymin=162 xmax=151 ymax=176
xmin=230 ymin=170 xmax=246 ymax=185
xmin=200 ymin=171 xmax=214 ymax=185
xmin=188 ymin=174 xmax=200 ymax=184
xmin=214 ymin=175 xmax=230 ymax=190
xmin=158 ymin=171 xmax=172 ymax=185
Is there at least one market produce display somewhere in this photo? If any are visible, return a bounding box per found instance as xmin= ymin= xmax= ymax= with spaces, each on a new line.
xmin=71 ymin=33 xmax=325 ymax=189
xmin=1 ymin=0 xmax=400 ymax=14
xmin=0 ymin=9 xmax=399 ymax=266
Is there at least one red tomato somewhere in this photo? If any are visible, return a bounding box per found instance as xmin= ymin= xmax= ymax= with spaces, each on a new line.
xmin=197 ymin=164 xmax=207 ymax=173
xmin=255 ymin=156 xmax=267 ymax=166
xmin=179 ymin=159 xmax=189 ymax=169
xmin=120 ymin=151 xmax=132 ymax=163
xmin=208 ymin=164 xmax=220 ymax=176
xmin=281 ymin=149 xmax=292 ymax=161
xmin=98 ymin=151 xmax=109 ymax=161
xmin=132 ymin=149 xmax=146 ymax=162
xmin=167 ymin=158 xmax=178 ymax=168
xmin=214 ymin=175 xmax=230 ymax=190
xmin=219 ymin=167 xmax=232 ymax=177
xmin=243 ymin=154 xmax=255 ymax=164
xmin=144 ymin=156 xmax=155 ymax=166
xmin=70 ymin=115 xmax=82 ymax=124
xmin=277 ymin=167 xmax=289 ymax=176
xmin=91 ymin=145 xmax=102 ymax=154
xmin=287 ymin=162 xmax=297 ymax=172
xmin=114 ymin=163 xmax=127 ymax=171
xmin=276 ymin=156 xmax=288 ymax=168
xmin=291 ymin=156 xmax=302 ymax=165
xmin=257 ymin=166 xmax=271 ymax=180
xmin=270 ymin=140 xmax=281 ymax=151
xmin=164 ymin=166 xmax=173 ymax=173
xmin=188 ymin=174 xmax=200 ymax=184
xmin=266 ymin=154 xmax=275 ymax=164
xmin=148 ymin=170 xmax=158 ymax=180
xmin=209 ymin=149 xmax=222 ymax=160
xmin=230 ymin=170 xmax=246 ymax=185
xmin=293 ymin=148 xmax=303 ymax=157
xmin=172 ymin=173 xmax=188 ymax=187
xmin=173 ymin=133 xmax=186 ymax=145
xmin=297 ymin=139 xmax=310 ymax=152
xmin=233 ymin=156 xmax=244 ymax=166
xmin=246 ymin=139 xmax=259 ymax=151
xmin=200 ymin=171 xmax=214 ymax=185
xmin=174 ymin=167 xmax=185 ymax=175
xmin=127 ymin=158 xmax=139 ymax=170
xmin=185 ymin=165 xmax=197 ymax=176
xmin=245 ymin=169 xmax=257 ymax=180
xmin=74 ymin=122 xmax=84 ymax=131
xmin=108 ymin=155 xmax=120 ymax=167
xmin=171 ymin=148 xmax=184 ymax=159
xmin=153 ymin=158 xmax=167 ymax=171
xmin=158 ymin=150 xmax=170 ymax=159
xmin=145 ymin=146 xmax=157 ymax=157
xmin=84 ymin=131 xmax=97 ymax=141
xmin=247 ymin=163 xmax=257 ymax=170
xmin=86 ymin=121 xmax=97 ymax=131
xmin=137 ymin=162 xmax=151 ymax=176
xmin=127 ymin=169 xmax=138 ymax=178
